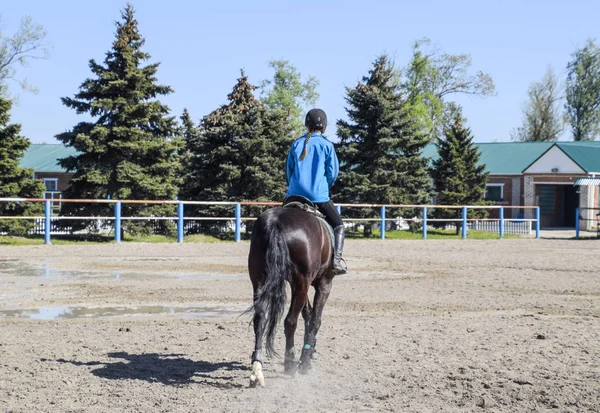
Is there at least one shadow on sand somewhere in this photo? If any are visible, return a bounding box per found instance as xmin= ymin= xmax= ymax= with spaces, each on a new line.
xmin=56 ymin=351 xmax=247 ymax=388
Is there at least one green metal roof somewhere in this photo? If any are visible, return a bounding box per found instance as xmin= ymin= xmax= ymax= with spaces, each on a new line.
xmin=424 ymin=141 xmax=600 ymax=174
xmin=20 ymin=144 xmax=79 ymax=172
xmin=555 ymin=142 xmax=600 ymax=173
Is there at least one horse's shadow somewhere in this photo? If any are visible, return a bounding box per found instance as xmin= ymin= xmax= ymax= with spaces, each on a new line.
xmin=56 ymin=352 xmax=247 ymax=388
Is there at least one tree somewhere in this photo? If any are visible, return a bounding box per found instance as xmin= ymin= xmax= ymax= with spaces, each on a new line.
xmin=0 ymin=16 xmax=50 ymax=96
xmin=432 ymin=109 xmax=489 ymax=233
xmin=0 ymin=96 xmax=45 ymax=235
xmin=511 ymin=67 xmax=564 ymax=142
xmin=565 ymin=39 xmax=600 ymax=141
xmin=260 ymin=59 xmax=319 ymax=137
xmin=179 ymin=108 xmax=202 ymax=199
xmin=56 ymin=4 xmax=183 ymax=236
xmin=401 ymin=38 xmax=495 ymax=141
xmin=336 ymin=54 xmax=433 ymax=236
xmin=189 ymin=71 xmax=292 ymax=235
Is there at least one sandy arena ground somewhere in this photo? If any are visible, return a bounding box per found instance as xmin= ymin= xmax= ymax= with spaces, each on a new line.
xmin=0 ymin=239 xmax=599 ymax=412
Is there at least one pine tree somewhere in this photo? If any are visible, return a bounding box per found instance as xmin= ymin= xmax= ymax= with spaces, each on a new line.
xmin=179 ymin=108 xmax=202 ymax=199
xmin=0 ymin=97 xmax=45 ymax=235
xmin=336 ymin=54 xmax=433 ymax=236
xmin=56 ymin=4 xmax=183 ymax=236
xmin=190 ymin=71 xmax=292 ymax=236
xmin=431 ymin=109 xmax=489 ymax=233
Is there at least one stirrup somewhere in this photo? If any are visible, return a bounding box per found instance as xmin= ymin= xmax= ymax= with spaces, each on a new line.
xmin=332 ymin=258 xmax=348 ymax=275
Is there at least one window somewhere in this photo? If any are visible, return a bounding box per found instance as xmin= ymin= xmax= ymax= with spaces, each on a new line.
xmin=485 ymin=184 xmax=504 ymax=202
xmin=43 ymin=178 xmax=58 ymax=192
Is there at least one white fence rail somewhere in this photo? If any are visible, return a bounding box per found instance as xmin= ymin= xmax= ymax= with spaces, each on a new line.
xmin=470 ymin=220 xmax=531 ymax=235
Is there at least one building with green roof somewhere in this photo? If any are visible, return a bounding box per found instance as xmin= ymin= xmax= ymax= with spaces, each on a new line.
xmin=425 ymin=142 xmax=600 ymax=229
xmin=21 ymin=144 xmax=79 ymax=200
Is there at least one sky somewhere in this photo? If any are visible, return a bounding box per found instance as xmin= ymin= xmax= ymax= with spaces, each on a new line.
xmin=2 ymin=0 xmax=599 ymax=144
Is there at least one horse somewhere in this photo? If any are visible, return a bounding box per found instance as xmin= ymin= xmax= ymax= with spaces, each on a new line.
xmin=247 ymin=200 xmax=335 ymax=387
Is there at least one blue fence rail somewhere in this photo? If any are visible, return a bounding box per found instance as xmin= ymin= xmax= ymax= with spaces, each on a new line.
xmin=0 ymin=198 xmax=541 ymax=244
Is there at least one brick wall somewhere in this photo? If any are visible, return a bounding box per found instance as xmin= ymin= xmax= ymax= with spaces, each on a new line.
xmin=34 ymin=172 xmax=74 ymax=193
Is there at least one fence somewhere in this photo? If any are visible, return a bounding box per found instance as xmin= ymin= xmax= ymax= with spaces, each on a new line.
xmin=0 ymin=198 xmax=541 ymax=244
xmin=575 ymin=207 xmax=600 ymax=239
xmin=469 ymin=220 xmax=531 ymax=235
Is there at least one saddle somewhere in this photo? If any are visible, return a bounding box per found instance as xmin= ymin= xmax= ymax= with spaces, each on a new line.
xmin=282 ymin=195 xmax=324 ymax=218
xmin=282 ymin=196 xmax=334 ymax=248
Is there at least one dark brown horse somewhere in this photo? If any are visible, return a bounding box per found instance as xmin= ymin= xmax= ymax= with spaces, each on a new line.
xmin=247 ymin=205 xmax=334 ymax=387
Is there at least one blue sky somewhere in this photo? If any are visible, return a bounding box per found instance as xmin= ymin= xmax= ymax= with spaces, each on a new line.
xmin=2 ymin=0 xmax=599 ymax=144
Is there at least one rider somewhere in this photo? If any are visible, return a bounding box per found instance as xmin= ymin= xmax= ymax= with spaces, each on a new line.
xmin=285 ymin=108 xmax=347 ymax=275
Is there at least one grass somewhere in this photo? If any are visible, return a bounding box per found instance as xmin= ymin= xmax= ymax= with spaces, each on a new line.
xmin=0 ymin=232 xmax=225 ymax=245
xmin=0 ymin=229 xmax=521 ymax=245
xmin=347 ymin=229 xmax=521 ymax=240
xmin=0 ymin=236 xmax=44 ymax=246
xmin=184 ymin=233 xmax=228 ymax=243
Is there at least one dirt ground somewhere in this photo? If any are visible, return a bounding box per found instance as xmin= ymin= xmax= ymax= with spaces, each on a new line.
xmin=0 ymin=239 xmax=599 ymax=413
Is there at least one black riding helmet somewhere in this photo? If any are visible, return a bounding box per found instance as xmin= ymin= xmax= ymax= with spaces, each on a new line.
xmin=305 ymin=108 xmax=327 ymax=132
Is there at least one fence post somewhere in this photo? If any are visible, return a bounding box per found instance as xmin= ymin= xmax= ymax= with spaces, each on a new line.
xmin=461 ymin=207 xmax=468 ymax=239
xmin=575 ymin=207 xmax=580 ymax=239
xmin=380 ymin=206 xmax=386 ymax=240
xmin=499 ymin=207 xmax=504 ymax=239
xmin=177 ymin=202 xmax=184 ymax=243
xmin=114 ymin=201 xmax=122 ymax=242
xmin=422 ymin=207 xmax=428 ymax=239
xmin=235 ymin=203 xmax=241 ymax=242
xmin=44 ymin=200 xmax=51 ymax=245
xmin=535 ymin=207 xmax=541 ymax=239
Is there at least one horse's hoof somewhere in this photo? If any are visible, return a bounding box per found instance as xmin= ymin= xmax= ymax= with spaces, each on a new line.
xmin=298 ymin=360 xmax=312 ymax=375
xmin=284 ymin=360 xmax=298 ymax=376
xmin=250 ymin=361 xmax=265 ymax=387
xmin=249 ymin=374 xmax=265 ymax=387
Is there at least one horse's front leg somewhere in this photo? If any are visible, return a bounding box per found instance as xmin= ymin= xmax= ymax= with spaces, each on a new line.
xmin=284 ymin=284 xmax=309 ymax=376
xmin=299 ymin=279 xmax=332 ymax=374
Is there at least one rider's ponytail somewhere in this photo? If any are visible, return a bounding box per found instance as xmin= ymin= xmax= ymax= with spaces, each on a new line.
xmin=299 ymin=133 xmax=312 ymax=161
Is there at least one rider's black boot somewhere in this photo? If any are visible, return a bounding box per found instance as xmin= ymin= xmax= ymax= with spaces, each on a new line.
xmin=332 ymin=225 xmax=348 ymax=275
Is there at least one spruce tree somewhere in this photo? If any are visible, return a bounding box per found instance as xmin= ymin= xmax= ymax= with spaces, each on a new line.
xmin=336 ymin=55 xmax=433 ymax=236
xmin=56 ymin=4 xmax=182 ymax=236
xmin=179 ymin=108 xmax=202 ymax=200
xmin=190 ymin=71 xmax=292 ymax=236
xmin=0 ymin=97 xmax=45 ymax=235
xmin=431 ymin=109 xmax=489 ymax=233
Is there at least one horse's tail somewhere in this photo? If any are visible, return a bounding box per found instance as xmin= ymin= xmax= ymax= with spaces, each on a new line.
xmin=254 ymin=220 xmax=292 ymax=357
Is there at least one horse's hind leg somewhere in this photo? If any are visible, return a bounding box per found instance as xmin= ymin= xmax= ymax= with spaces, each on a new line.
xmin=301 ymin=299 xmax=314 ymax=357
xmin=250 ymin=290 xmax=266 ymax=387
xmin=299 ymin=278 xmax=332 ymax=374
xmin=284 ymin=283 xmax=309 ymax=375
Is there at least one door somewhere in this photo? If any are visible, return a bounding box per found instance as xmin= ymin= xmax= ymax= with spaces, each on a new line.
xmin=535 ymin=185 xmax=560 ymax=228
xmin=562 ymin=185 xmax=579 ymax=227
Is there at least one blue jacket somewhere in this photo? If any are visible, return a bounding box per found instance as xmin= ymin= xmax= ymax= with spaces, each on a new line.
xmin=285 ymin=133 xmax=339 ymax=203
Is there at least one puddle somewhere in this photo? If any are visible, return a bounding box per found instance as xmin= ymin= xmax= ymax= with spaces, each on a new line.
xmin=0 ymin=262 xmax=149 ymax=280
xmin=0 ymin=261 xmax=244 ymax=281
xmin=0 ymin=305 xmax=241 ymax=320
